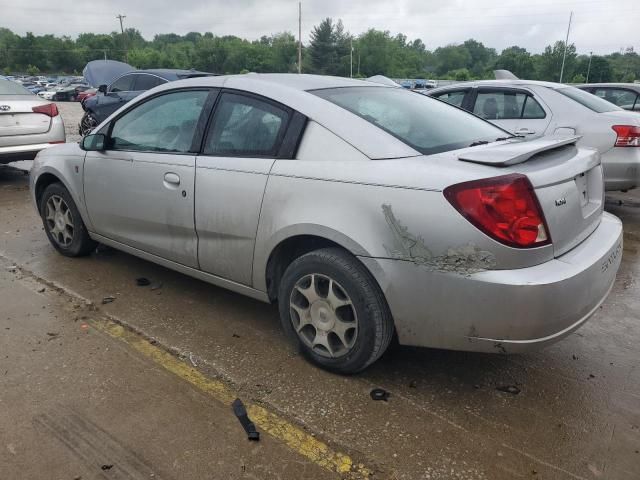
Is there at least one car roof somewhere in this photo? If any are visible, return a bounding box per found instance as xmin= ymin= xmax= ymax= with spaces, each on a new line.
xmin=576 ymin=83 xmax=640 ymax=89
xmin=133 ymin=69 xmax=213 ymax=80
xmin=428 ymin=79 xmax=567 ymax=93
xmin=191 ymin=73 xmax=379 ymax=91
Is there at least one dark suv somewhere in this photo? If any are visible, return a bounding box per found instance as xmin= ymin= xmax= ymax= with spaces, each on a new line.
xmin=80 ymin=69 xmax=212 ymax=135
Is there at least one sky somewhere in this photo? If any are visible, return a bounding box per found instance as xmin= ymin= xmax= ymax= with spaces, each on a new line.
xmin=3 ymin=0 xmax=639 ymax=55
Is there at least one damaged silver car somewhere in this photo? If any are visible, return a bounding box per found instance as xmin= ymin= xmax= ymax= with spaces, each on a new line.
xmin=29 ymin=74 xmax=623 ymax=373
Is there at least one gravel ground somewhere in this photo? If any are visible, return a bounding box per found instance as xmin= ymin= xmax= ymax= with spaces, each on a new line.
xmin=55 ymin=101 xmax=84 ymax=144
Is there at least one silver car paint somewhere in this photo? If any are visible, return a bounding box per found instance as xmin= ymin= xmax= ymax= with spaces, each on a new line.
xmin=30 ymin=74 xmax=622 ymax=354
xmin=0 ymin=92 xmax=65 ymax=161
xmin=427 ymin=80 xmax=640 ymax=191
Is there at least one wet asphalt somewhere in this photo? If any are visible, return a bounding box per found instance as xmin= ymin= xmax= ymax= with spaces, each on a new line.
xmin=0 ymin=102 xmax=639 ymax=479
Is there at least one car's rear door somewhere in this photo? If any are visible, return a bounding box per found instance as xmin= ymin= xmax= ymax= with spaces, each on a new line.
xmin=195 ymin=90 xmax=299 ymax=285
xmin=592 ymin=87 xmax=640 ymax=112
xmin=84 ymin=88 xmax=214 ymax=267
xmin=471 ymin=87 xmax=551 ymax=138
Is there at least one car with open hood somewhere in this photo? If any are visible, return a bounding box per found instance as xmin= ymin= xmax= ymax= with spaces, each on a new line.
xmin=427 ymin=79 xmax=640 ymax=192
xmin=30 ymin=74 xmax=622 ymax=373
xmin=79 ymin=60 xmax=213 ymax=135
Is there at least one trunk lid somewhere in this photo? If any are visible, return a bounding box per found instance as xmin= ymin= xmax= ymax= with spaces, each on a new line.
xmin=459 ymin=136 xmax=603 ymax=257
xmin=0 ymin=95 xmax=52 ymax=137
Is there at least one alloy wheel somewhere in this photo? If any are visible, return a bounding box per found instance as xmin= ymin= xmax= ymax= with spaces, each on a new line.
xmin=289 ymin=273 xmax=358 ymax=358
xmin=45 ymin=195 xmax=74 ymax=247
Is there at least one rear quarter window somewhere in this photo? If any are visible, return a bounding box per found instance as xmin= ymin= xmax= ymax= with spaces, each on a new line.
xmin=555 ymin=86 xmax=621 ymax=113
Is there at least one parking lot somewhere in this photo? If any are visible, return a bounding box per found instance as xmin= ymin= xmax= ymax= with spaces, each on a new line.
xmin=1 ymin=102 xmax=640 ymax=479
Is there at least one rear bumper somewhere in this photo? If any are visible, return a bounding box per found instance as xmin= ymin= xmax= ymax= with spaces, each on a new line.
xmin=602 ymin=147 xmax=640 ymax=191
xmin=360 ymin=212 xmax=623 ymax=354
xmin=0 ymin=143 xmax=62 ymax=163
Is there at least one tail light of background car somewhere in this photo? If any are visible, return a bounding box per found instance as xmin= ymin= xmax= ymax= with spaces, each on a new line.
xmin=444 ymin=173 xmax=551 ymax=249
xmin=612 ymin=125 xmax=640 ymax=147
xmin=32 ymin=103 xmax=59 ymax=117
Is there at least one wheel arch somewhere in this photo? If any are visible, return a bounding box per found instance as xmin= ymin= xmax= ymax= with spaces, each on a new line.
xmin=259 ymin=226 xmax=383 ymax=302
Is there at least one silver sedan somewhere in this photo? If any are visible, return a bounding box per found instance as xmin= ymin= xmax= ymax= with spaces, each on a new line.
xmin=29 ymin=74 xmax=623 ymax=373
xmin=0 ymin=79 xmax=65 ymax=163
xmin=427 ymin=80 xmax=640 ymax=191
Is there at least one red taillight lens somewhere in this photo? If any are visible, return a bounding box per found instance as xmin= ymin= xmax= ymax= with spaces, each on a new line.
xmin=444 ymin=174 xmax=551 ymax=248
xmin=612 ymin=125 xmax=640 ymax=147
xmin=32 ymin=103 xmax=59 ymax=117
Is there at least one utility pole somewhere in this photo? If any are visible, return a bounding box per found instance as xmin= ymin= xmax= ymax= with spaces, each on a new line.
xmin=586 ymin=51 xmax=593 ymax=83
xmin=559 ymin=11 xmax=573 ymax=83
xmin=350 ymin=38 xmax=353 ymax=78
xmin=297 ymin=2 xmax=302 ymax=74
xmin=116 ymin=14 xmax=127 ymax=63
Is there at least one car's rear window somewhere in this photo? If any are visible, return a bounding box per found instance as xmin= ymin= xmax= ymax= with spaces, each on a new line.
xmin=0 ymin=80 xmax=32 ymax=95
xmin=555 ymin=86 xmax=621 ymax=113
xmin=312 ymin=86 xmax=507 ymax=155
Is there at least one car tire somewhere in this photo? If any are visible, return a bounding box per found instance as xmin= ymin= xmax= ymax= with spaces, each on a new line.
xmin=278 ymin=247 xmax=394 ymax=374
xmin=40 ymin=183 xmax=97 ymax=257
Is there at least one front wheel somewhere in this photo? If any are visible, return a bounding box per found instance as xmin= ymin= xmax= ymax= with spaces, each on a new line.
xmin=79 ymin=112 xmax=98 ymax=136
xmin=40 ymin=183 xmax=97 ymax=257
xmin=278 ymin=248 xmax=394 ymax=374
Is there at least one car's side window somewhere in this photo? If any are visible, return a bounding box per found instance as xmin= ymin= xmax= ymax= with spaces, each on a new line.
xmin=594 ymin=88 xmax=638 ymax=110
xmin=134 ymin=74 xmax=166 ymax=91
xmin=109 ymin=90 xmax=209 ymax=153
xmin=109 ymin=74 xmax=135 ymax=93
xmin=433 ymin=90 xmax=467 ymax=108
xmin=203 ymin=92 xmax=289 ymax=157
xmin=521 ymin=95 xmax=546 ymax=119
xmin=473 ymin=91 xmax=545 ymax=120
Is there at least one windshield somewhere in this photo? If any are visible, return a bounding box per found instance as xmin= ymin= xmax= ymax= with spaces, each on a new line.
xmin=0 ymin=80 xmax=33 ymax=95
xmin=312 ymin=86 xmax=508 ymax=155
xmin=556 ymin=86 xmax=621 ymax=113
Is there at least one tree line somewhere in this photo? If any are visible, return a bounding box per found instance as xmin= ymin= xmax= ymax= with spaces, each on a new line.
xmin=1 ymin=18 xmax=638 ymax=83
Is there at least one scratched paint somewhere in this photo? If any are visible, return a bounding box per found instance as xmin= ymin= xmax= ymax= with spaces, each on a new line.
xmin=382 ymin=204 xmax=496 ymax=274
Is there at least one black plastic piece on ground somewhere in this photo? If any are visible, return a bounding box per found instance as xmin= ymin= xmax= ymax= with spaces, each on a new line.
xmin=370 ymin=388 xmax=390 ymax=401
xmin=232 ymin=398 xmax=260 ymax=441
xmin=136 ymin=277 xmax=151 ymax=286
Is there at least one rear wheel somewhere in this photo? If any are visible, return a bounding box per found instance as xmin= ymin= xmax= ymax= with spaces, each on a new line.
xmin=40 ymin=183 xmax=97 ymax=257
xmin=278 ymin=248 xmax=394 ymax=374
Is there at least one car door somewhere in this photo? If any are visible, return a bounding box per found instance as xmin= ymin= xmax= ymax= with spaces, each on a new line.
xmin=471 ymin=88 xmax=551 ymax=138
xmin=84 ymin=88 xmax=213 ymax=268
xmin=195 ymin=91 xmax=295 ymax=285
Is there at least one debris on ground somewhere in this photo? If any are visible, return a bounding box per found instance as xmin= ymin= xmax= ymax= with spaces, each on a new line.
xmin=136 ymin=277 xmax=151 ymax=286
xmin=46 ymin=332 xmax=59 ymax=340
xmin=189 ymin=353 xmax=197 ymax=367
xmin=496 ymin=385 xmax=521 ymax=395
xmin=150 ymin=282 xmax=163 ymax=291
xmin=370 ymin=388 xmax=391 ymax=401
xmin=100 ymin=465 xmax=113 ymax=471
xmin=101 ymin=296 xmax=116 ymax=304
xmin=232 ymin=398 xmax=260 ymax=441
xmin=37 ymin=287 xmax=46 ymax=293
xmin=408 ymin=380 xmax=417 ymax=388
xmin=232 ymin=333 xmax=240 ymax=338
xmin=6 ymin=265 xmax=17 ymax=272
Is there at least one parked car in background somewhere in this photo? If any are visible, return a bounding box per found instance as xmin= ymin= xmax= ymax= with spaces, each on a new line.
xmin=576 ymin=83 xmax=640 ymax=112
xmin=0 ymin=78 xmax=65 ymax=163
xmin=54 ymin=84 xmax=91 ymax=102
xmin=37 ymin=89 xmax=57 ymax=100
xmin=76 ymin=88 xmax=97 ymax=103
xmin=427 ymin=80 xmax=640 ymax=191
xmin=30 ymin=74 xmax=622 ymax=373
xmin=79 ymin=60 xmax=213 ymax=135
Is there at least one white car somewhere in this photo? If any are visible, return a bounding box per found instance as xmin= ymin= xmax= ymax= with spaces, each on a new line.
xmin=427 ymin=80 xmax=640 ymax=191
xmin=37 ymin=90 xmax=57 ymax=100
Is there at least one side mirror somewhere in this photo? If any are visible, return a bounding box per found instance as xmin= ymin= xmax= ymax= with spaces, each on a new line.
xmin=81 ymin=133 xmax=106 ymax=151
xmin=98 ymin=84 xmax=107 ymax=94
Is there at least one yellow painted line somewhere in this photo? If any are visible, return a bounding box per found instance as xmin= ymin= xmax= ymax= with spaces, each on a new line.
xmin=95 ymin=319 xmax=373 ymax=479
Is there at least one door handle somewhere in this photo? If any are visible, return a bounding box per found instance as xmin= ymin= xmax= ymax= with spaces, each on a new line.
xmin=164 ymin=172 xmax=180 ymax=186
xmin=515 ymin=128 xmax=536 ymax=135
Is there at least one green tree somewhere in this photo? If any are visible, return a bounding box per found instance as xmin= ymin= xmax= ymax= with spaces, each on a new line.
xmin=308 ymin=18 xmax=350 ymax=75
xmin=494 ymin=46 xmax=535 ymax=79
xmin=537 ymin=41 xmax=576 ymax=82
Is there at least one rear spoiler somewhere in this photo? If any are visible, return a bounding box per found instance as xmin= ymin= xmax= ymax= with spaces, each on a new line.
xmin=458 ymin=136 xmax=581 ymax=167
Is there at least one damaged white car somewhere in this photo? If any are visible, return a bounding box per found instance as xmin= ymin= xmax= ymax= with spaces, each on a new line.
xmin=30 ymin=74 xmax=623 ymax=373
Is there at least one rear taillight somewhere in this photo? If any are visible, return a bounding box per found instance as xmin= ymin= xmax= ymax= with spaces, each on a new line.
xmin=32 ymin=103 xmax=59 ymax=117
xmin=612 ymin=125 xmax=640 ymax=147
xmin=444 ymin=174 xmax=550 ymax=249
